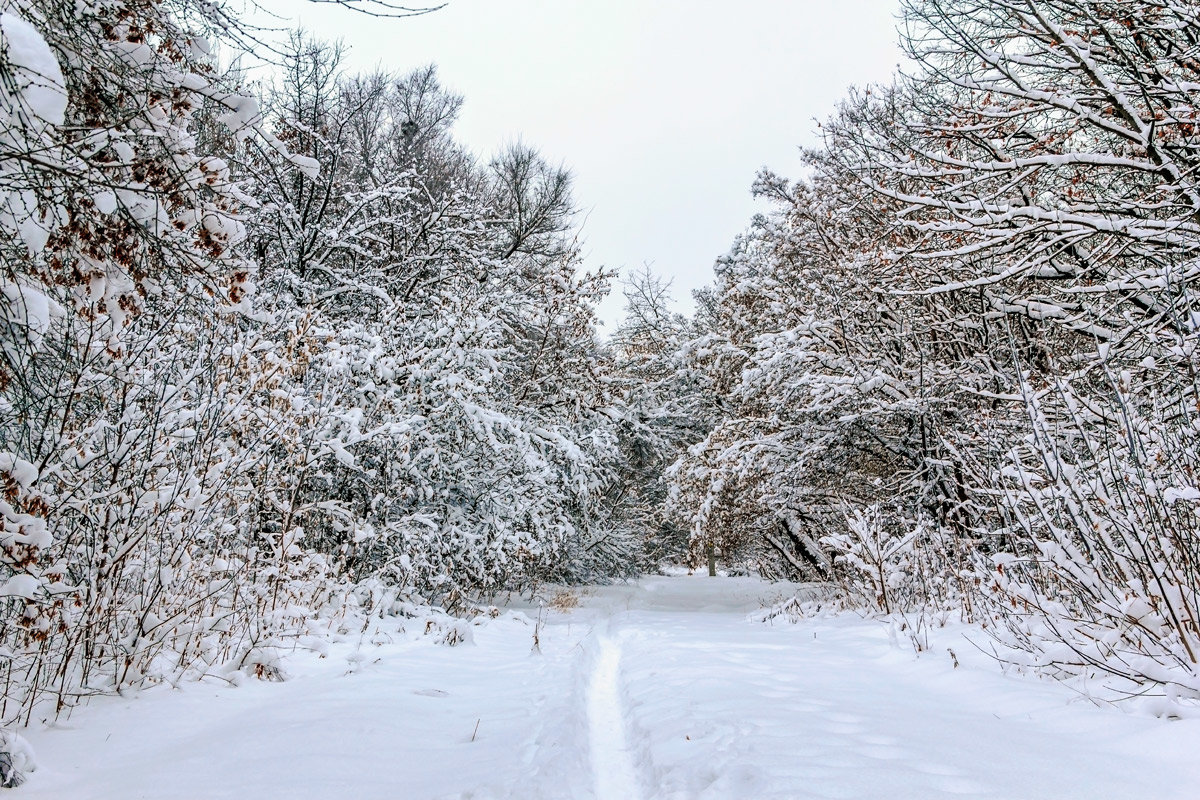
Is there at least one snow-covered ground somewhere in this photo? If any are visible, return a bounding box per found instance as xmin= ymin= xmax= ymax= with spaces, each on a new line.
xmin=14 ymin=575 xmax=1200 ymax=799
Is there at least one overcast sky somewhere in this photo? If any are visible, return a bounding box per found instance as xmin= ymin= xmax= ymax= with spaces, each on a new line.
xmin=254 ymin=0 xmax=903 ymax=330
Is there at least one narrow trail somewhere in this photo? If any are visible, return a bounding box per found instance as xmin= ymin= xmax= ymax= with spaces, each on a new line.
xmin=585 ymin=636 xmax=641 ymax=800
xmin=14 ymin=575 xmax=1200 ymax=800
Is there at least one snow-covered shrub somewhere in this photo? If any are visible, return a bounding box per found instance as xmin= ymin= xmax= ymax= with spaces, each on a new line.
xmin=0 ymin=0 xmax=318 ymax=722
xmin=657 ymin=0 xmax=1200 ymax=704
xmin=817 ymin=505 xmax=974 ymax=626
xmin=0 ymin=3 xmax=630 ymax=730
xmin=0 ymin=727 xmax=35 ymax=787
xmin=980 ymin=368 xmax=1200 ymax=697
xmin=822 ymin=505 xmax=919 ymax=615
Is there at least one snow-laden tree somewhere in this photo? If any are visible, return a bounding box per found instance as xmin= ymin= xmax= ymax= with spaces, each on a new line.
xmin=664 ymin=152 xmax=1007 ymax=586
xmin=231 ymin=37 xmax=624 ymax=605
xmin=663 ymin=0 xmax=1200 ymax=692
xmin=858 ymin=0 xmax=1200 ymax=694
xmin=604 ymin=269 xmax=716 ymax=570
xmin=0 ymin=3 xmax=629 ymax=739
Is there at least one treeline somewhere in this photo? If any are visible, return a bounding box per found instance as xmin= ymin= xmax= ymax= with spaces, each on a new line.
xmin=646 ymin=0 xmax=1200 ymax=698
xmin=0 ymin=0 xmax=655 ymax=733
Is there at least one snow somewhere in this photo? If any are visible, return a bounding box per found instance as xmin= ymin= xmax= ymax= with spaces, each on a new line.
xmin=0 ymin=728 xmax=36 ymax=788
xmin=13 ymin=575 xmax=1200 ymax=799
xmin=0 ymin=11 xmax=67 ymax=128
xmin=0 ymin=10 xmax=68 ymax=254
xmin=1164 ymin=486 xmax=1200 ymax=505
xmin=586 ymin=637 xmax=640 ymax=800
xmin=1 ymin=281 xmax=57 ymax=344
xmin=0 ymin=453 xmax=38 ymax=489
xmin=0 ymin=574 xmax=39 ymax=600
xmin=288 ymin=154 xmax=322 ymax=180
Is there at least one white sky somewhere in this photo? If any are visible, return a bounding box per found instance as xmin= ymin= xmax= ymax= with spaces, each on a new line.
xmin=253 ymin=0 xmax=903 ymax=330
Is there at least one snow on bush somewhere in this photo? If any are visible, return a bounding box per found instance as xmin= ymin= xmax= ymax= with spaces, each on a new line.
xmin=662 ymin=0 xmax=1200 ymax=701
xmin=0 ymin=6 xmax=628 ymax=737
xmin=0 ymin=727 xmax=35 ymax=788
xmin=0 ymin=7 xmax=66 ymax=254
xmin=976 ymin=374 xmax=1200 ymax=702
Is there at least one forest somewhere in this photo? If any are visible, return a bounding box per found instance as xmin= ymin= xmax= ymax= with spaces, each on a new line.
xmin=3 ymin=0 xmax=1200 ymax=787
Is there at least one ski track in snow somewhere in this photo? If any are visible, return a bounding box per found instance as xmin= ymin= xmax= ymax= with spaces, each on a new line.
xmin=14 ymin=574 xmax=1200 ymax=799
xmin=586 ymin=636 xmax=641 ymax=800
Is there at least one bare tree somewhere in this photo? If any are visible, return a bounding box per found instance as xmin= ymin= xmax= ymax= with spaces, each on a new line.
xmin=489 ymin=142 xmax=575 ymax=260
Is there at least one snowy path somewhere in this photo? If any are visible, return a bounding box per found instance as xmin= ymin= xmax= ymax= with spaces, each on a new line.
xmin=585 ymin=637 xmax=641 ymax=800
xmin=13 ymin=575 xmax=1200 ymax=799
